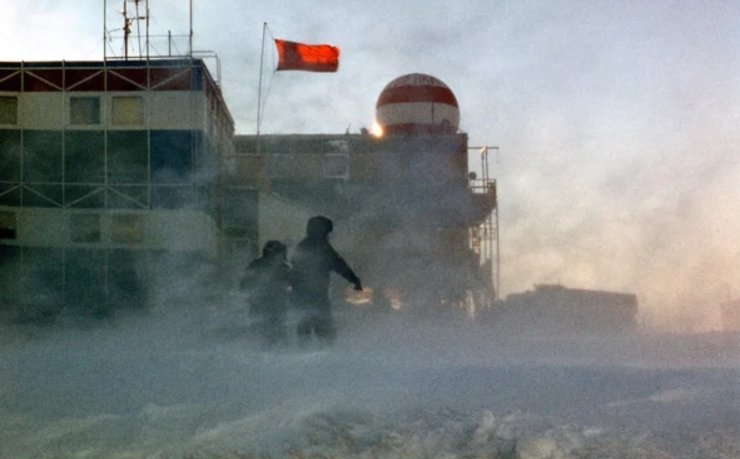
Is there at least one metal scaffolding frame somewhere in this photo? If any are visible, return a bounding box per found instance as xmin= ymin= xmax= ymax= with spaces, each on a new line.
xmin=103 ymin=0 xmax=196 ymax=62
xmin=468 ymin=145 xmax=499 ymax=304
xmin=0 ymin=59 xmax=222 ymax=315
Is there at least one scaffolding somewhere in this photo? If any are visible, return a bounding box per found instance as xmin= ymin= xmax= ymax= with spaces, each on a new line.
xmin=0 ymin=58 xmax=234 ymax=320
xmin=103 ymin=0 xmax=195 ymax=62
xmin=468 ymin=145 xmax=499 ymax=304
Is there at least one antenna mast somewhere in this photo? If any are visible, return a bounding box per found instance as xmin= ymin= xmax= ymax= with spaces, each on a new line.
xmin=103 ymin=0 xmax=149 ymax=60
xmin=104 ymin=0 xmax=191 ymax=60
xmin=189 ymin=0 xmax=194 ymax=56
xmin=122 ymin=0 xmax=149 ymax=59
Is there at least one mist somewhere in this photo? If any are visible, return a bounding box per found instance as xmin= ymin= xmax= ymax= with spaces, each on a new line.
xmin=4 ymin=1 xmax=740 ymax=330
xmin=496 ymin=88 xmax=740 ymax=331
xmin=238 ymin=1 xmax=740 ymax=331
xmin=2 ymin=283 xmax=740 ymax=458
xmin=3 ymin=1 xmax=740 ymax=456
xmin=2 ymin=170 xmax=739 ymax=457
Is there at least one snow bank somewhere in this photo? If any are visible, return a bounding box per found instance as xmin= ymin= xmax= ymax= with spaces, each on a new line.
xmin=1 ymin=303 xmax=739 ymax=458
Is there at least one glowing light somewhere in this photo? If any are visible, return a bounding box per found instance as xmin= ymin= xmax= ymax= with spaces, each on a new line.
xmin=370 ymin=120 xmax=384 ymax=138
xmin=346 ymin=287 xmax=373 ymax=305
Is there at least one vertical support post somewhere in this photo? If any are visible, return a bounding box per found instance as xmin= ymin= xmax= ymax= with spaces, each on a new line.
xmin=189 ymin=0 xmax=193 ymax=56
xmin=146 ymin=0 xmax=150 ymax=60
xmin=123 ymin=0 xmax=129 ymax=59
xmin=470 ymin=145 xmax=500 ymax=304
xmin=103 ymin=0 xmax=108 ymax=60
xmin=495 ymin=195 xmax=500 ymax=301
xmin=256 ymin=22 xmax=267 ymax=136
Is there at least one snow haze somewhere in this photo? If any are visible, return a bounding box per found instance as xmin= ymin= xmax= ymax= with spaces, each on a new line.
xmin=2 ymin=1 xmax=740 ymax=456
xmin=2 ymin=300 xmax=739 ymax=458
xmin=2 ymin=0 xmax=739 ymax=330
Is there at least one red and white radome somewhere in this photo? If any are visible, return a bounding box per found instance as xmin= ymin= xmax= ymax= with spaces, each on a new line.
xmin=375 ymin=73 xmax=460 ymax=135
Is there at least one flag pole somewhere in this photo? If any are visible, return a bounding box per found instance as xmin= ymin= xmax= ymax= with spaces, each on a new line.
xmin=256 ymin=22 xmax=267 ymax=136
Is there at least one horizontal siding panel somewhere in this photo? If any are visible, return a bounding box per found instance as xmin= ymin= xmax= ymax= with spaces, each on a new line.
xmin=149 ymin=91 xmax=204 ymax=130
xmin=20 ymin=93 xmax=65 ymax=129
xmin=15 ymin=91 xmax=206 ymax=130
xmin=9 ymin=207 xmax=218 ymax=254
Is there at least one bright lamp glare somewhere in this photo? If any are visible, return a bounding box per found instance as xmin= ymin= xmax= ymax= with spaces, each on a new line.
xmin=371 ymin=121 xmax=384 ymax=138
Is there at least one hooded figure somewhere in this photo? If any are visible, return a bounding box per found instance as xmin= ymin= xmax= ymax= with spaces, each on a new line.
xmin=240 ymin=240 xmax=291 ymax=346
xmin=290 ymin=216 xmax=362 ymax=344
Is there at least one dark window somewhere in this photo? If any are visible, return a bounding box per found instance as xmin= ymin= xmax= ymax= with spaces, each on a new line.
xmin=107 ymin=130 xmax=148 ymax=183
xmin=65 ymin=130 xmax=104 ymax=183
xmin=151 ymin=130 xmax=193 ymax=183
xmin=0 ymin=129 xmax=21 ymax=181
xmin=23 ymin=130 xmax=63 ymax=182
xmin=69 ymin=97 xmax=100 ymax=125
xmin=70 ymin=213 xmax=101 ymax=243
xmin=0 ymin=211 xmax=16 ymax=239
xmin=111 ymin=213 xmax=144 ymax=244
xmin=0 ymin=96 xmax=18 ymax=124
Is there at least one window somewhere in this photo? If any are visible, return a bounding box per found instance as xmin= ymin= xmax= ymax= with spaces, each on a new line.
xmin=323 ymin=153 xmax=349 ymax=179
xmin=0 ymin=211 xmax=17 ymax=239
xmin=0 ymin=129 xmax=21 ymax=181
xmin=324 ymin=139 xmax=350 ymax=179
xmin=111 ymin=96 xmax=144 ymax=126
xmin=0 ymin=96 xmax=18 ymax=125
xmin=111 ymin=213 xmax=143 ymax=244
xmin=69 ymin=97 xmax=100 ymax=125
xmin=65 ymin=131 xmax=104 ymax=183
xmin=107 ymin=131 xmax=147 ymax=183
xmin=151 ymin=130 xmax=192 ymax=183
xmin=70 ymin=213 xmax=101 ymax=243
xmin=23 ymin=130 xmax=63 ymax=182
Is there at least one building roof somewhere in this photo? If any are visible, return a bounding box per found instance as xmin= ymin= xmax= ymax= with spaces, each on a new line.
xmin=0 ymin=58 xmax=233 ymax=128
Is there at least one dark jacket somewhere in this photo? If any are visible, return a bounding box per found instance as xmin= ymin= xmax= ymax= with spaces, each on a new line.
xmin=241 ymin=256 xmax=291 ymax=317
xmin=290 ymin=236 xmax=360 ymax=310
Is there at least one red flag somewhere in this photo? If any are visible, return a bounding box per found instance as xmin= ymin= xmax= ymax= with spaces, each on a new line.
xmin=274 ymin=39 xmax=340 ymax=72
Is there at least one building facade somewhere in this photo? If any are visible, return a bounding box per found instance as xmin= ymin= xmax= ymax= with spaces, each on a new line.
xmin=232 ymin=132 xmax=498 ymax=311
xmin=0 ymin=58 xmax=238 ymax=320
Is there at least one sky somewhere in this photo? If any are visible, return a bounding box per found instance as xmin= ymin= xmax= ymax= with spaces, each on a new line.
xmin=2 ymin=0 xmax=740 ymax=330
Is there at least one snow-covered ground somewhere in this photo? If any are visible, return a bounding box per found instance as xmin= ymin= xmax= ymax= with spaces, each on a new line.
xmin=1 ymin=300 xmax=739 ymax=458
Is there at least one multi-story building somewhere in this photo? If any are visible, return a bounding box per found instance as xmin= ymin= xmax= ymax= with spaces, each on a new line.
xmin=0 ymin=65 xmax=499 ymax=320
xmin=0 ymin=58 xmax=239 ymax=320
xmin=231 ymin=73 xmax=499 ymax=312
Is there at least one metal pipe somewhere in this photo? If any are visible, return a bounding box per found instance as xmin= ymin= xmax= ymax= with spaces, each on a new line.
xmin=189 ymin=0 xmax=193 ymax=56
xmin=256 ymin=22 xmax=267 ymax=136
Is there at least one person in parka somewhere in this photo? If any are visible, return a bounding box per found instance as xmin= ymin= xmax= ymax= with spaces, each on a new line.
xmin=290 ymin=216 xmax=362 ymax=344
xmin=240 ymin=240 xmax=291 ymax=346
